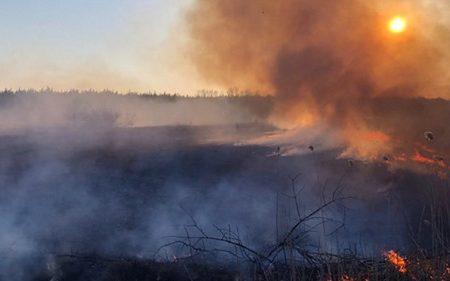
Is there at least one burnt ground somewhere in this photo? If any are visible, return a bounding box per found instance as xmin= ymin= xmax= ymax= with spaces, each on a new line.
xmin=0 ymin=125 xmax=447 ymax=280
xmin=32 ymin=256 xmax=237 ymax=281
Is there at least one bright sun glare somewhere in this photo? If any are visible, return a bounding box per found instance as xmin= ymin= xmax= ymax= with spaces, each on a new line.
xmin=389 ymin=17 xmax=407 ymax=34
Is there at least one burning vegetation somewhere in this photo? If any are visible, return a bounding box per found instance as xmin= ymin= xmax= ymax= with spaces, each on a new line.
xmin=185 ymin=0 xmax=450 ymax=176
xmin=385 ymin=250 xmax=408 ymax=273
xmin=0 ymin=92 xmax=448 ymax=280
xmin=1 ymin=0 xmax=450 ymax=280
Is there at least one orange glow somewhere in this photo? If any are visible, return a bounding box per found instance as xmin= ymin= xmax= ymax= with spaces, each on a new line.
xmin=361 ymin=131 xmax=391 ymax=143
xmin=340 ymin=128 xmax=393 ymax=161
xmin=412 ymin=151 xmax=437 ymax=165
xmin=389 ymin=17 xmax=407 ymax=34
xmin=272 ymin=103 xmax=318 ymax=129
xmin=412 ymin=151 xmax=448 ymax=169
xmin=415 ymin=143 xmax=436 ymax=154
xmin=385 ymin=250 xmax=407 ymax=273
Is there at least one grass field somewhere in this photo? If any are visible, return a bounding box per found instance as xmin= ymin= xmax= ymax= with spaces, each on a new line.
xmin=0 ymin=92 xmax=448 ymax=280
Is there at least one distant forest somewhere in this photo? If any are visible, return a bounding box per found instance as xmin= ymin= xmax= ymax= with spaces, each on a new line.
xmin=0 ymin=87 xmax=271 ymax=98
xmin=0 ymin=89 xmax=274 ymax=129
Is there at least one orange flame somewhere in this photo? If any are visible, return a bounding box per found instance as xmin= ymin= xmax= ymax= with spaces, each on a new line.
xmin=412 ymin=150 xmax=448 ymax=169
xmin=385 ymin=250 xmax=407 ymax=273
xmin=412 ymin=151 xmax=438 ymax=166
xmin=361 ymin=131 xmax=391 ymax=143
xmin=341 ymin=129 xmax=393 ymax=160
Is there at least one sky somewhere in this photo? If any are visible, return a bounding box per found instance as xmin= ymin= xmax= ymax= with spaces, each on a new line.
xmin=0 ymin=0 xmax=205 ymax=94
xmin=1 ymin=0 xmax=449 ymax=96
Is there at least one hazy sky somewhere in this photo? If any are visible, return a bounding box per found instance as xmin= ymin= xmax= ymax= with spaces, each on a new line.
xmin=1 ymin=1 xmax=449 ymax=95
xmin=0 ymin=0 xmax=204 ymax=93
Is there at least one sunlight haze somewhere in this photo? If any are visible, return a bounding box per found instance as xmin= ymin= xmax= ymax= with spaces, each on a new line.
xmin=0 ymin=0 xmax=202 ymax=94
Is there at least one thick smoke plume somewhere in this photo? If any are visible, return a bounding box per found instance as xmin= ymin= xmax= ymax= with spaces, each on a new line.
xmin=186 ymin=0 xmax=450 ymax=172
xmin=0 ymin=91 xmax=411 ymax=279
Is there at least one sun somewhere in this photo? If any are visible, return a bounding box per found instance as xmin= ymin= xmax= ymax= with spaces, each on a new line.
xmin=389 ymin=17 xmax=407 ymax=34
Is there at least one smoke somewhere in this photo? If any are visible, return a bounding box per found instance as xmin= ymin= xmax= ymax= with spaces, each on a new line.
xmin=0 ymin=91 xmax=279 ymax=279
xmin=185 ymin=0 xmax=450 ymax=170
xmin=1 ymin=1 xmax=450 ymax=276
xmin=0 ymin=90 xmax=271 ymax=132
xmin=0 ymin=128 xmax=422 ymax=280
xmin=0 ymin=91 xmax=430 ymax=278
xmin=0 ymin=92 xmax=446 ymax=279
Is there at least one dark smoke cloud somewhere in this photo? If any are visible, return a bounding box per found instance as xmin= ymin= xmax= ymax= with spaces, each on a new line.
xmin=185 ymin=0 xmax=450 ymax=167
xmin=187 ymin=0 xmax=449 ymax=101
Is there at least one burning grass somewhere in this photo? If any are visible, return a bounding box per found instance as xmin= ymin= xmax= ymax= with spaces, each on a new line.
xmin=41 ymin=251 xmax=449 ymax=281
xmin=0 ymin=91 xmax=448 ymax=280
xmin=384 ymin=250 xmax=407 ymax=274
xmin=158 ymin=171 xmax=450 ymax=281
